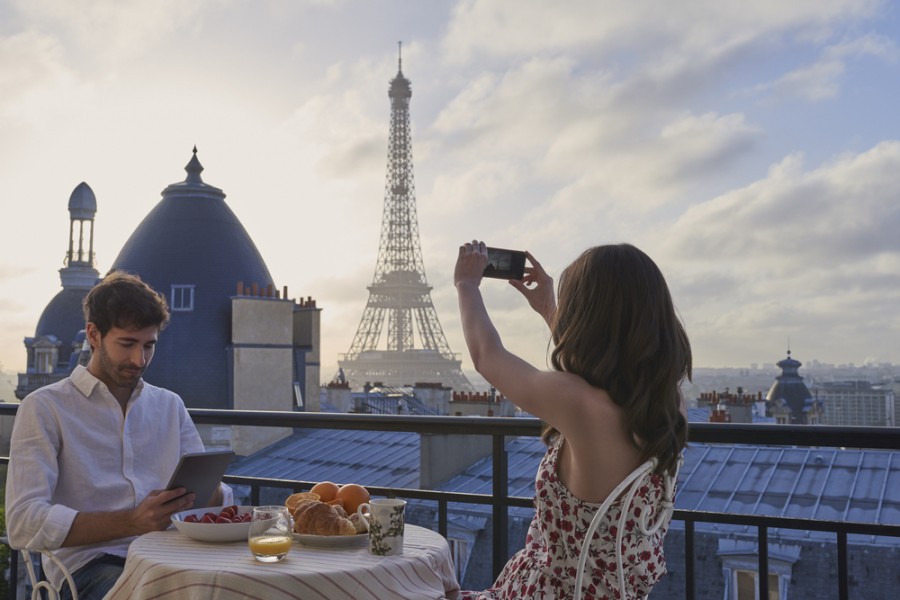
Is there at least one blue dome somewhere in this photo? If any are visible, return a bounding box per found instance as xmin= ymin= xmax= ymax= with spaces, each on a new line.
xmin=765 ymin=351 xmax=814 ymax=424
xmin=110 ymin=149 xmax=273 ymax=408
xmin=34 ymin=287 xmax=87 ymax=367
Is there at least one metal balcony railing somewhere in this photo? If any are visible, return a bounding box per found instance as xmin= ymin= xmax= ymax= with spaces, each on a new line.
xmin=1 ymin=403 xmax=898 ymax=600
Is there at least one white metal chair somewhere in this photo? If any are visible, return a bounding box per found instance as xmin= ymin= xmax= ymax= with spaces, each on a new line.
xmin=20 ymin=549 xmax=79 ymax=600
xmin=573 ymin=457 xmax=681 ymax=600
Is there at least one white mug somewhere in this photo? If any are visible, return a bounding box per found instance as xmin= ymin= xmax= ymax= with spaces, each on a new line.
xmin=357 ymin=498 xmax=406 ymax=556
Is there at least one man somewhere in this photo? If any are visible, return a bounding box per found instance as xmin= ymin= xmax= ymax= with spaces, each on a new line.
xmin=6 ymin=271 xmax=232 ymax=600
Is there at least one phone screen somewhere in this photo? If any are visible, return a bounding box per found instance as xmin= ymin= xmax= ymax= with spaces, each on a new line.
xmin=484 ymin=247 xmax=527 ymax=280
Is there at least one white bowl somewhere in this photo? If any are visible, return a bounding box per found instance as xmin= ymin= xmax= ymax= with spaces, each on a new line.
xmin=171 ymin=505 xmax=255 ymax=543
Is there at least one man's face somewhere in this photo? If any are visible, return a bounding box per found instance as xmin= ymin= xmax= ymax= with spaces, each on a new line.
xmin=87 ymin=323 xmax=159 ymax=390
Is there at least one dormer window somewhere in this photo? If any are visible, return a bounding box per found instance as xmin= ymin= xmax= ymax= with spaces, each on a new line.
xmin=32 ymin=336 xmax=62 ymax=374
xmin=35 ymin=347 xmax=57 ymax=374
xmin=171 ymin=285 xmax=195 ymax=311
xmin=718 ymin=540 xmax=799 ymax=600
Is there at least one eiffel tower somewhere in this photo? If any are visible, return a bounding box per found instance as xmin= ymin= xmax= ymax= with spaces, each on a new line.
xmin=338 ymin=45 xmax=473 ymax=392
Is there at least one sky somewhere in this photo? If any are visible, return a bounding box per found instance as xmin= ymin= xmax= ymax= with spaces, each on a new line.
xmin=2 ymin=0 xmax=899 ymax=382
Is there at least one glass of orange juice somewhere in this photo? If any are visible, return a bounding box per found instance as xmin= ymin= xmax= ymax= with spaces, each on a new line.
xmin=248 ymin=506 xmax=293 ymax=562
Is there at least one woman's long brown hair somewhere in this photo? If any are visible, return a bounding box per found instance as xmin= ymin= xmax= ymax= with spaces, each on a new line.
xmin=545 ymin=244 xmax=691 ymax=475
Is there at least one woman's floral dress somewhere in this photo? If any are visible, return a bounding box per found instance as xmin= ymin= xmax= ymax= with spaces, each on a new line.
xmin=461 ymin=437 xmax=670 ymax=600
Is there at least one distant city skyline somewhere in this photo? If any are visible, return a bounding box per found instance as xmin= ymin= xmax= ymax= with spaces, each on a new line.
xmin=2 ymin=1 xmax=900 ymax=379
xmin=1 ymin=350 xmax=897 ymax=402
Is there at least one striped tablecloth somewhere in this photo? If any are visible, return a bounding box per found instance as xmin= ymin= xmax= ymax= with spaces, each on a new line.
xmin=104 ymin=525 xmax=461 ymax=600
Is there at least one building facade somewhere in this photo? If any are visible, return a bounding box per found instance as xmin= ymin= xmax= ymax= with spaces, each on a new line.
xmin=816 ymin=380 xmax=896 ymax=426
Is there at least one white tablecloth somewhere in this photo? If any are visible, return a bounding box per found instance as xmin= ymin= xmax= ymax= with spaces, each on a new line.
xmin=104 ymin=524 xmax=461 ymax=600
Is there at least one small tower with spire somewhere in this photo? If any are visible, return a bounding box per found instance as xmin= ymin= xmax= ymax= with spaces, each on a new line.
xmin=62 ymin=182 xmax=101 ymax=287
xmin=765 ymin=349 xmax=823 ymax=424
xmin=16 ymin=183 xmax=101 ymax=398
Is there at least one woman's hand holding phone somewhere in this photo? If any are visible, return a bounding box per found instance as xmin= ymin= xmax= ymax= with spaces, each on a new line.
xmin=509 ymin=251 xmax=557 ymax=327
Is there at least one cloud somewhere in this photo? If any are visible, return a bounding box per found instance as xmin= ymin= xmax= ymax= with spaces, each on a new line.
xmin=0 ymin=31 xmax=94 ymax=127
xmin=751 ymin=33 xmax=897 ymax=103
xmin=428 ymin=107 xmax=762 ymax=264
xmin=825 ymin=32 xmax=898 ymax=61
xmin=9 ymin=0 xmax=216 ymax=64
xmin=667 ymin=141 xmax=900 ymax=263
xmin=283 ymin=91 xmax=385 ymax=180
xmin=658 ymin=141 xmax=900 ymax=365
xmin=428 ymin=50 xmax=762 ymax=228
xmin=434 ymin=57 xmax=584 ymax=157
xmin=439 ymin=0 xmax=891 ymax=136
xmin=442 ymin=0 xmax=882 ymax=64
xmin=591 ymin=111 xmax=761 ymax=198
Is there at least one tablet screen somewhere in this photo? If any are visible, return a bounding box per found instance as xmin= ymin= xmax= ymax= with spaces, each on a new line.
xmin=166 ymin=450 xmax=235 ymax=506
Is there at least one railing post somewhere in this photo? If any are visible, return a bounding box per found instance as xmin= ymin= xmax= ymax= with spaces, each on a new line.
xmin=8 ymin=542 xmax=18 ymax=599
xmin=492 ymin=434 xmax=508 ymax=579
xmin=685 ymin=519 xmax=695 ymax=600
xmin=438 ymin=500 xmax=448 ymax=539
xmin=758 ymin=525 xmax=768 ymax=600
xmin=837 ymin=530 xmax=848 ymax=600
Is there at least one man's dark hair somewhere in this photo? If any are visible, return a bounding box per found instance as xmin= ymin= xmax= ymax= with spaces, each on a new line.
xmin=83 ymin=271 xmax=170 ymax=337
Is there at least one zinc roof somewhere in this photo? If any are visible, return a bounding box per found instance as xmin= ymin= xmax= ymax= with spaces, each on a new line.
xmin=230 ymin=424 xmax=899 ymax=544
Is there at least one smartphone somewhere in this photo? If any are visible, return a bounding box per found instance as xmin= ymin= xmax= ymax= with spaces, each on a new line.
xmin=484 ymin=247 xmax=527 ymax=280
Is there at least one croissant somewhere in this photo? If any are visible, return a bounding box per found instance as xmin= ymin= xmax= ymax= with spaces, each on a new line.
xmin=349 ymin=512 xmax=368 ymax=534
xmin=285 ymin=492 xmax=320 ymax=514
xmin=290 ymin=498 xmax=321 ymax=521
xmin=294 ymin=501 xmax=356 ymax=536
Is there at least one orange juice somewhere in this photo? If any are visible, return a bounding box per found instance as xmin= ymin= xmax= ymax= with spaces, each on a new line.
xmin=249 ymin=535 xmax=292 ymax=561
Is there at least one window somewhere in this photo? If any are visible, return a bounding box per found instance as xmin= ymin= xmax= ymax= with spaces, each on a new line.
xmin=735 ymin=570 xmax=780 ymax=600
xmin=171 ymin=285 xmax=195 ymax=311
xmin=293 ymin=382 xmax=304 ymax=408
xmin=448 ymin=538 xmax=471 ymax=582
xmin=719 ymin=540 xmax=799 ymax=600
xmin=35 ymin=347 xmax=56 ymax=374
xmin=32 ymin=338 xmax=60 ymax=374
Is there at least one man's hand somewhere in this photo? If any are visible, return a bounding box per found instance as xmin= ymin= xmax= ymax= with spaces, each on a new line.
xmin=62 ymin=488 xmax=196 ymax=547
xmin=130 ymin=488 xmax=197 ymax=533
xmin=509 ymin=251 xmax=556 ymax=327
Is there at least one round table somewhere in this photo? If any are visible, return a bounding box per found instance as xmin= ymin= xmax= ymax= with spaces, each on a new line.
xmin=103 ymin=524 xmax=461 ymax=600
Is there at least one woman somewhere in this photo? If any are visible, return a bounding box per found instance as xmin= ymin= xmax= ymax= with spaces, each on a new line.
xmin=455 ymin=241 xmax=690 ymax=600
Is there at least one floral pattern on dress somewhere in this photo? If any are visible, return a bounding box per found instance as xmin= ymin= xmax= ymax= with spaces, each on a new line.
xmin=461 ymin=437 xmax=670 ymax=600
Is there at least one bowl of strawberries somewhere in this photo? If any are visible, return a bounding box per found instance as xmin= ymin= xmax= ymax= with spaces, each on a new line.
xmin=171 ymin=505 xmax=255 ymax=542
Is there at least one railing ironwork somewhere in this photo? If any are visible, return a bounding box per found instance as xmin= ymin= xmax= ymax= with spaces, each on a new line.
xmin=1 ymin=403 xmax=897 ymax=599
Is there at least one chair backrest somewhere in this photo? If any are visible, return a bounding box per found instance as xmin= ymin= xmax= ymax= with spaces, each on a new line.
xmin=21 ymin=549 xmax=79 ymax=600
xmin=573 ymin=457 xmax=680 ymax=600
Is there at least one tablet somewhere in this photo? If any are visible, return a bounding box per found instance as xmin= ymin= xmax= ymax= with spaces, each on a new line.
xmin=166 ymin=450 xmax=235 ymax=506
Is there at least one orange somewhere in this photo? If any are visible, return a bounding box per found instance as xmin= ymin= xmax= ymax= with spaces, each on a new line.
xmin=309 ymin=481 xmax=340 ymax=503
xmin=335 ymin=483 xmax=370 ymax=514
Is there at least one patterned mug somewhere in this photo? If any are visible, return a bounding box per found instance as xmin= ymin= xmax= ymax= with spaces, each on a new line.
xmin=357 ymin=498 xmax=406 ymax=556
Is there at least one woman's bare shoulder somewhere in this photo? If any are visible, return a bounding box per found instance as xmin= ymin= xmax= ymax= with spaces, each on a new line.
xmin=516 ymin=370 xmax=619 ymax=434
